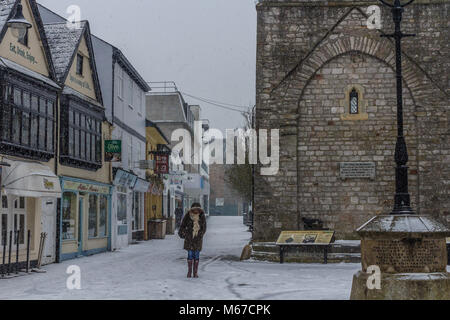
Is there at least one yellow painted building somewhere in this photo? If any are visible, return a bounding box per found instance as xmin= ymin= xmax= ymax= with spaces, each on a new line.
xmin=43 ymin=20 xmax=113 ymax=261
xmin=0 ymin=0 xmax=63 ymax=267
xmin=144 ymin=120 xmax=169 ymax=240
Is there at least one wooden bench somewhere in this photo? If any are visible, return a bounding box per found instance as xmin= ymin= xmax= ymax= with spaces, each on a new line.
xmin=276 ymin=231 xmax=335 ymax=264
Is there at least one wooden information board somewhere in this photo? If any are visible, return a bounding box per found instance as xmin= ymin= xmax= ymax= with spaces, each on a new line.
xmin=276 ymin=231 xmax=335 ymax=246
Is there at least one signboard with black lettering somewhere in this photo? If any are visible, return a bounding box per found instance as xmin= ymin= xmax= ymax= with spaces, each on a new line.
xmin=340 ymin=162 xmax=376 ymax=180
xmin=276 ymin=231 xmax=335 ymax=245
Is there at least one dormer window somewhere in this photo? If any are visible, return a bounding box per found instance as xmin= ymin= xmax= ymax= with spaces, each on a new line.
xmin=349 ymin=88 xmax=359 ymax=114
xmin=76 ymin=53 xmax=84 ymax=76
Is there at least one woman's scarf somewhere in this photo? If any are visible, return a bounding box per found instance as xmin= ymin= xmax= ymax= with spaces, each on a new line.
xmin=189 ymin=211 xmax=200 ymax=238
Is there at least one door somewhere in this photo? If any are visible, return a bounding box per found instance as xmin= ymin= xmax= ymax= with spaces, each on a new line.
xmin=115 ymin=188 xmax=129 ymax=249
xmin=77 ymin=197 xmax=84 ymax=256
xmin=41 ymin=198 xmax=56 ymax=265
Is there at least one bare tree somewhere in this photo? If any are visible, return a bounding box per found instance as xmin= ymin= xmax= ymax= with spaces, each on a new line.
xmin=224 ymin=107 xmax=255 ymax=202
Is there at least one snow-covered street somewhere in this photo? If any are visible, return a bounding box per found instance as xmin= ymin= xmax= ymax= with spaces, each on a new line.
xmin=0 ymin=217 xmax=360 ymax=300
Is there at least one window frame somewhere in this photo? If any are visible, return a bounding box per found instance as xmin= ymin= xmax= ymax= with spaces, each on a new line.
xmin=349 ymin=88 xmax=359 ymax=115
xmin=0 ymin=80 xmax=56 ymax=160
xmin=62 ymin=191 xmax=78 ymax=242
xmin=117 ymin=68 xmax=124 ymax=100
xmin=76 ymin=53 xmax=84 ymax=76
xmin=0 ymin=196 xmax=27 ymax=251
xmin=60 ymin=95 xmax=103 ymax=170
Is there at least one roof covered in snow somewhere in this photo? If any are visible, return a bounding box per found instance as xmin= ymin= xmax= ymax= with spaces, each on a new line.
xmin=357 ymin=215 xmax=450 ymax=236
xmin=0 ymin=0 xmax=16 ymax=34
xmin=43 ymin=21 xmax=103 ymax=105
xmin=44 ymin=21 xmax=87 ymax=82
xmin=0 ymin=0 xmax=57 ymax=81
xmin=0 ymin=56 xmax=59 ymax=89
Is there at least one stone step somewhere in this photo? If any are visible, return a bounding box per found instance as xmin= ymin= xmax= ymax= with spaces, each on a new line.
xmin=251 ymin=240 xmax=361 ymax=263
xmin=251 ymin=251 xmax=361 ymax=263
xmin=252 ymin=241 xmax=361 ymax=253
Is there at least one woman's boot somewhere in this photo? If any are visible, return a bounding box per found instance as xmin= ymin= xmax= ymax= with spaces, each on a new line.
xmin=193 ymin=260 xmax=199 ymax=278
xmin=187 ymin=260 xmax=193 ymax=278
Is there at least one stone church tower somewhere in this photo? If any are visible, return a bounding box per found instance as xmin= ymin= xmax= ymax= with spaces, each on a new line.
xmin=254 ymin=0 xmax=449 ymax=241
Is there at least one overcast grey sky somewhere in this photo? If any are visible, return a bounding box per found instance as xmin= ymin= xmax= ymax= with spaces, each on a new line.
xmin=39 ymin=0 xmax=257 ymax=132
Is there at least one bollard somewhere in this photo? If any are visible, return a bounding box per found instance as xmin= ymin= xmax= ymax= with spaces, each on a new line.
xmin=1 ymin=231 xmax=6 ymax=278
xmin=15 ymin=230 xmax=19 ymax=274
xmin=25 ymin=230 xmax=30 ymax=273
xmin=7 ymin=230 xmax=12 ymax=275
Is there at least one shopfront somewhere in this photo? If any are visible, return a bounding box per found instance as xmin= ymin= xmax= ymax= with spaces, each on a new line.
xmin=59 ymin=177 xmax=111 ymax=261
xmin=1 ymin=159 xmax=61 ymax=266
xmin=112 ymin=168 xmax=136 ymax=249
xmin=132 ymin=178 xmax=149 ymax=241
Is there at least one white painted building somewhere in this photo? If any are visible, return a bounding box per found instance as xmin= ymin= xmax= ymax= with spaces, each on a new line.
xmin=109 ymin=51 xmax=150 ymax=249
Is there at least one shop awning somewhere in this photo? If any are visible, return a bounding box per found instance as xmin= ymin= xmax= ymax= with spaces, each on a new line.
xmin=1 ymin=160 xmax=62 ymax=198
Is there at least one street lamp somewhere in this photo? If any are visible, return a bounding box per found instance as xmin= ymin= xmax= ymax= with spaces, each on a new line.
xmin=7 ymin=4 xmax=32 ymax=40
xmin=379 ymin=0 xmax=416 ymax=215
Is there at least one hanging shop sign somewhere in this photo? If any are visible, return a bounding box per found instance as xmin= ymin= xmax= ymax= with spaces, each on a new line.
xmin=64 ymin=180 xmax=110 ymax=195
xmin=155 ymin=154 xmax=169 ymax=174
xmin=105 ymin=140 xmax=122 ymax=162
xmin=151 ymin=183 xmax=163 ymax=195
xmin=113 ymin=169 xmax=138 ymax=188
xmin=133 ymin=178 xmax=151 ymax=193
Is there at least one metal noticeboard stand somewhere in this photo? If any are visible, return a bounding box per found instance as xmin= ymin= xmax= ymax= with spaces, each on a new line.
xmin=276 ymin=231 xmax=335 ymax=264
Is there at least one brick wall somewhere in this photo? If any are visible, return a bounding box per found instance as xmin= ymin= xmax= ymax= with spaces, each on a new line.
xmin=254 ymin=0 xmax=450 ymax=241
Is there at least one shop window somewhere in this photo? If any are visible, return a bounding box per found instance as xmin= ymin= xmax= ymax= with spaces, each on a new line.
xmin=0 ymin=84 xmax=55 ymax=159
xmin=62 ymin=192 xmax=77 ymax=241
xmin=1 ymin=196 xmax=7 ymax=246
xmin=13 ymin=213 xmax=25 ymax=245
xmin=1 ymin=214 xmax=7 ymax=245
xmin=88 ymin=194 xmax=98 ymax=238
xmin=0 ymin=197 xmax=27 ymax=247
xmin=99 ymin=195 xmax=108 ymax=237
xmin=132 ymin=192 xmax=141 ymax=231
xmin=2 ymin=196 xmax=7 ymax=209
xmin=76 ymin=53 xmax=84 ymax=76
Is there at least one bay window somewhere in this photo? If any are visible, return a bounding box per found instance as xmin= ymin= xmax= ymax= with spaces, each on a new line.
xmin=0 ymin=82 xmax=55 ymax=160
xmin=60 ymin=96 xmax=103 ymax=170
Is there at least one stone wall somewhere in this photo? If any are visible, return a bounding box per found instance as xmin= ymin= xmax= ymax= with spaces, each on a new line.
xmin=254 ymin=0 xmax=450 ymax=241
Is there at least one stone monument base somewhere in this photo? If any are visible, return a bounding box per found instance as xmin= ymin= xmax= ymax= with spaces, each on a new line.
xmin=350 ymin=270 xmax=450 ymax=300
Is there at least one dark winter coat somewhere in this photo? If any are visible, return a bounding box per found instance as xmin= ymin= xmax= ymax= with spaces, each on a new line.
xmin=178 ymin=209 xmax=207 ymax=251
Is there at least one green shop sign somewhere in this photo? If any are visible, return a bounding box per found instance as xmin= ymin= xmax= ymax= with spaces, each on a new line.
xmin=104 ymin=140 xmax=122 ymax=162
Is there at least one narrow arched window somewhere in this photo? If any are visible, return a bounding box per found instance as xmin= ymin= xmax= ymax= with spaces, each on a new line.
xmin=349 ymin=88 xmax=359 ymax=114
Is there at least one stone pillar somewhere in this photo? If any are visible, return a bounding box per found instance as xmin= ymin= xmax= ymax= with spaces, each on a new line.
xmin=350 ymin=215 xmax=450 ymax=300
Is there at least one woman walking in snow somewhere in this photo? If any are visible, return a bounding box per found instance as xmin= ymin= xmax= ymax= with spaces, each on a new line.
xmin=178 ymin=203 xmax=207 ymax=278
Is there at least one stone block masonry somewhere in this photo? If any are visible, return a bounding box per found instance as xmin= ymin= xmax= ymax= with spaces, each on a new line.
xmin=254 ymin=0 xmax=450 ymax=241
